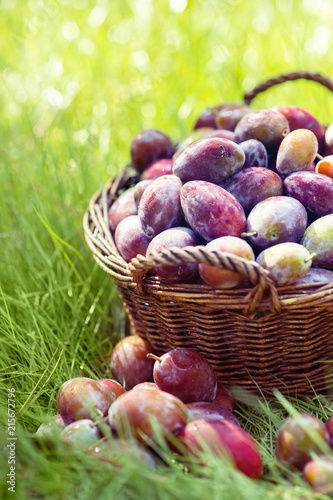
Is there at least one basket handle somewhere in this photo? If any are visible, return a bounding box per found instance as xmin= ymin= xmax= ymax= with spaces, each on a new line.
xmin=244 ymin=71 xmax=333 ymax=105
xmin=126 ymin=245 xmax=281 ymax=315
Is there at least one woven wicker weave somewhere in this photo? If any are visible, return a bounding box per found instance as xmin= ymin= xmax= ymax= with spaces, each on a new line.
xmin=84 ymin=72 xmax=333 ymax=398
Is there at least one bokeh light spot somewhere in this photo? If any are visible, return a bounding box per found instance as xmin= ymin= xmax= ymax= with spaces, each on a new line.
xmin=62 ymin=21 xmax=80 ymax=40
xmin=169 ymin=0 xmax=188 ymax=13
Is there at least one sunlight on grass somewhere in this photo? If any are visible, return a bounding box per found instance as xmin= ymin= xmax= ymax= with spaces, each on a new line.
xmin=1 ymin=0 xmax=333 ymax=498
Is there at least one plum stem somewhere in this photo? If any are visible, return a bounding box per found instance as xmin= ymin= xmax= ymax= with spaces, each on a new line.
xmin=316 ymin=153 xmax=324 ymax=161
xmin=305 ymin=252 xmax=317 ymax=262
xmin=241 ymin=231 xmax=257 ymax=238
xmin=147 ymin=353 xmax=162 ymax=362
xmin=90 ymin=415 xmax=108 ymax=428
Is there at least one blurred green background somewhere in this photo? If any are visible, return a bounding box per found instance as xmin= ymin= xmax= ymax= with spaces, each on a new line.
xmin=2 ymin=1 xmax=333 ymax=499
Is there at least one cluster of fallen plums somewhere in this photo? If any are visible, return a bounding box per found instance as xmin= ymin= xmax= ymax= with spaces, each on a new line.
xmin=35 ymin=335 xmax=333 ymax=493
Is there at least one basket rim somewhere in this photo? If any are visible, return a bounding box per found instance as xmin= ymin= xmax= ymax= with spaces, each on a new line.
xmin=83 ymin=168 xmax=333 ymax=315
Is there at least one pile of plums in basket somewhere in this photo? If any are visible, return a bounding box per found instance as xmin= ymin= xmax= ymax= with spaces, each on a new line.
xmin=110 ymin=102 xmax=333 ymax=287
xmin=36 ymin=335 xmax=333 ymax=491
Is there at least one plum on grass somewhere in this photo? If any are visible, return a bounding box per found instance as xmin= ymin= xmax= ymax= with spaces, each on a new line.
xmin=325 ymin=415 xmax=333 ymax=447
xmin=110 ymin=335 xmax=155 ymax=390
xmin=130 ymin=129 xmax=173 ymax=172
xmin=244 ymin=196 xmax=308 ymax=251
xmin=180 ymin=180 xmax=246 ymax=242
xmin=198 ymin=236 xmax=255 ymax=289
xmin=146 ymin=227 xmax=199 ymax=282
xmin=36 ymin=414 xmax=66 ymax=436
xmin=239 ymin=139 xmax=268 ymax=169
xmin=256 ymin=242 xmax=314 ymax=286
xmin=275 ymin=413 xmax=330 ymax=471
xmin=213 ymin=382 xmax=234 ymax=412
xmin=57 ymin=377 xmax=113 ymax=424
xmin=60 ymin=419 xmax=101 ymax=449
xmin=108 ymin=187 xmax=137 ymax=232
xmin=149 ymin=347 xmax=217 ymax=403
xmin=224 ymin=167 xmax=283 ymax=215
xmin=173 ymin=138 xmax=245 ymax=184
xmin=186 ymin=402 xmax=239 ymax=426
xmin=276 ymin=129 xmax=318 ymax=176
xmin=97 ymin=379 xmax=126 ymax=400
xmin=303 ymin=455 xmax=333 ymax=494
xmin=283 ymin=171 xmax=333 ymax=218
xmin=300 ymin=214 xmax=333 ymax=269
xmin=177 ymin=419 xmax=262 ymax=479
xmin=234 ymin=109 xmax=290 ymax=152
xmin=90 ymin=438 xmax=156 ymax=468
xmin=108 ymin=386 xmax=188 ymax=443
xmin=138 ymin=174 xmax=183 ymax=239
xmin=115 ymin=215 xmax=151 ymax=262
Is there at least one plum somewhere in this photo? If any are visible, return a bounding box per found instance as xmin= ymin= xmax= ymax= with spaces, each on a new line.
xmin=239 ymin=139 xmax=268 ymax=169
xmin=276 ymin=129 xmax=318 ymax=176
xmin=215 ymin=103 xmax=252 ymax=131
xmin=234 ymin=109 xmax=290 ymax=152
xmin=245 ymin=196 xmax=308 ymax=251
xmin=150 ymin=347 xmax=217 ymax=403
xmin=202 ymin=128 xmax=236 ymax=142
xmin=36 ymin=414 xmax=66 ymax=436
xmin=108 ymin=386 xmax=188 ymax=443
xmin=57 ymin=377 xmax=113 ymax=424
xmin=303 ymin=455 xmax=333 ymax=494
xmin=138 ymin=174 xmax=184 ymax=239
xmin=90 ymin=438 xmax=156 ymax=468
xmin=198 ymin=236 xmax=255 ymax=289
xmin=325 ymin=122 xmax=333 ymax=155
xmin=273 ymin=104 xmax=325 ymax=151
xmin=173 ymin=138 xmax=245 ymax=184
xmin=146 ymin=227 xmax=199 ymax=282
xmin=294 ymin=268 xmax=333 ymax=285
xmin=213 ymin=383 xmax=234 ymax=412
xmin=193 ymin=104 xmax=225 ymax=129
xmin=61 ymin=419 xmax=101 ymax=449
xmin=130 ymin=129 xmax=173 ymax=172
xmin=110 ymin=335 xmax=155 ymax=390
xmin=115 ymin=215 xmax=151 ymax=262
xmin=283 ymin=171 xmax=333 ymax=218
xmin=325 ymin=416 xmax=333 ymax=447
xmin=224 ymin=167 xmax=283 ymax=214
xmin=186 ymin=402 xmax=240 ymax=426
xmin=180 ymin=180 xmax=246 ymax=242
xmin=256 ymin=242 xmax=314 ymax=286
xmin=141 ymin=158 xmax=173 ymax=180
xmin=300 ymin=215 xmax=333 ymax=269
xmin=108 ymin=187 xmax=137 ymax=232
xmin=133 ymin=179 xmax=153 ymax=208
xmin=275 ymin=413 xmax=330 ymax=470
xmin=97 ymin=379 xmax=126 ymax=400
xmin=131 ymin=382 xmax=159 ymax=391
xmin=178 ymin=419 xmax=262 ymax=478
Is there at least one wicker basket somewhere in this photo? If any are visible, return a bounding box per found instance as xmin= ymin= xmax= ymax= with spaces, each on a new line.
xmin=83 ymin=72 xmax=333 ymax=398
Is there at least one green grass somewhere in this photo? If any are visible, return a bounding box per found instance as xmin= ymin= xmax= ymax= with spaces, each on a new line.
xmin=1 ymin=0 xmax=333 ymax=498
